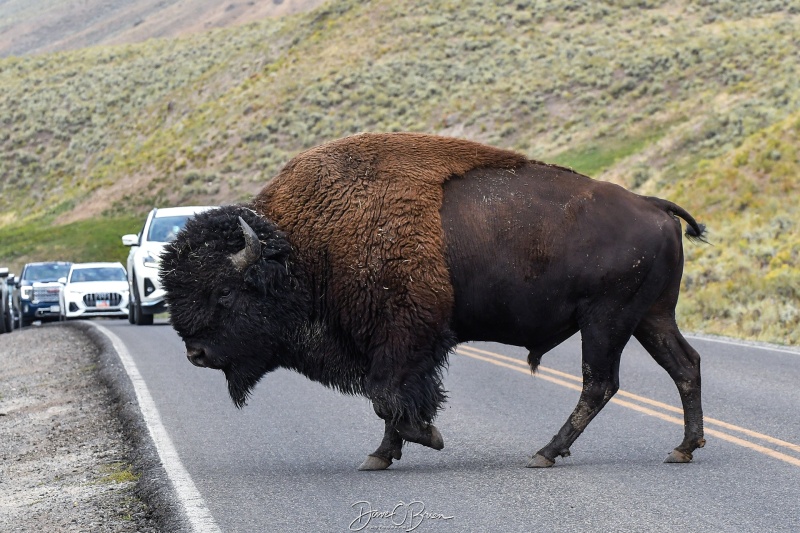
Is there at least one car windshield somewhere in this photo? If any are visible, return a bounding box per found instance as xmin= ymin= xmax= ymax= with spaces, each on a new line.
xmin=69 ymin=267 xmax=127 ymax=283
xmin=23 ymin=263 xmax=71 ymax=282
xmin=147 ymin=215 xmax=192 ymax=243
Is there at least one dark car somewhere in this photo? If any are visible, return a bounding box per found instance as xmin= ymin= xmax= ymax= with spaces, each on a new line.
xmin=15 ymin=261 xmax=72 ymax=327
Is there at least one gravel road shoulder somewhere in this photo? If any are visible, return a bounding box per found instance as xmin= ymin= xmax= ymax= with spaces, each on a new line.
xmin=0 ymin=321 xmax=186 ymax=532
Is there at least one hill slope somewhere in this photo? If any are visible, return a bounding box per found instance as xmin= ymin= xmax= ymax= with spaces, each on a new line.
xmin=662 ymin=111 xmax=800 ymax=344
xmin=0 ymin=0 xmax=798 ymax=344
xmin=0 ymin=0 xmax=326 ymax=58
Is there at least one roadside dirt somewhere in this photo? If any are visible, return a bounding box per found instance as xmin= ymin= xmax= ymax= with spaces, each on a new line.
xmin=0 ymin=323 xmax=168 ymax=532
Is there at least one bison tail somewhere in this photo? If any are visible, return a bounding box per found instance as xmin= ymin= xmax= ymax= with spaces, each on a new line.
xmin=644 ymin=196 xmax=710 ymax=244
xmin=684 ymin=222 xmax=709 ymax=244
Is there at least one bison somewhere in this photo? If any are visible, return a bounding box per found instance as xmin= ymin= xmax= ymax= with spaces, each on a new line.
xmin=160 ymin=132 xmax=707 ymax=470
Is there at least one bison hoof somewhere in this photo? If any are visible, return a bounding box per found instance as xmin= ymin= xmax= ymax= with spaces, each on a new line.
xmin=526 ymin=454 xmax=555 ymax=468
xmin=429 ymin=425 xmax=444 ymax=451
xmin=664 ymin=449 xmax=693 ymax=463
xmin=358 ymin=455 xmax=393 ymax=471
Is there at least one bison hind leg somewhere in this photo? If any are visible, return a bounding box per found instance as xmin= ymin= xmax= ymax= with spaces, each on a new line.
xmin=529 ymin=322 xmax=632 ymax=468
xmin=634 ymin=314 xmax=705 ymax=464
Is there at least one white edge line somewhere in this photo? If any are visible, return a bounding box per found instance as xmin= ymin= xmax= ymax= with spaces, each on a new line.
xmin=684 ymin=334 xmax=800 ymax=356
xmin=91 ymin=323 xmax=222 ymax=533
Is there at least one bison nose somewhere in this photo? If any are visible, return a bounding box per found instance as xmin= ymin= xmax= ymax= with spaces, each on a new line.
xmin=186 ymin=344 xmax=208 ymax=368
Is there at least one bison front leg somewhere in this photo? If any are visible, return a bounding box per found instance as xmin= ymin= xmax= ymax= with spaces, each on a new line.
xmin=359 ymin=402 xmax=446 ymax=471
xmin=358 ymin=328 xmax=451 ymax=470
xmin=359 ymin=420 xmax=404 ymax=471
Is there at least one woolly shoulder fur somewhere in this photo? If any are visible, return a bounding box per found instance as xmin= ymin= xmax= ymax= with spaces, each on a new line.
xmin=251 ymin=132 xmax=528 ymax=350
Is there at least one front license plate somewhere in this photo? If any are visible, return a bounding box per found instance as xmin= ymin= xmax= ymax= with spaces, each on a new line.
xmin=50 ymin=305 xmax=60 ymax=313
xmin=97 ymin=301 xmax=110 ymax=308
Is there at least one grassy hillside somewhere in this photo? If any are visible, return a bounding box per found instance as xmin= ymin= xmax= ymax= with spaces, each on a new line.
xmin=0 ymin=0 xmax=798 ymax=344
xmin=0 ymin=217 xmax=141 ymax=275
xmin=0 ymin=0 xmax=325 ymax=58
xmin=662 ymin=111 xmax=800 ymax=344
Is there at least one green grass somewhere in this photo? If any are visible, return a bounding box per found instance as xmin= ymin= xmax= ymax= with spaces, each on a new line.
xmin=97 ymin=462 xmax=140 ymax=484
xmin=551 ymin=129 xmax=666 ymax=178
xmin=0 ymin=216 xmax=141 ymax=275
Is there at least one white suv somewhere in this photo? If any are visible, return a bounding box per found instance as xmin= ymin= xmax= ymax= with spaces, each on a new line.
xmin=122 ymin=206 xmax=215 ymax=325
xmin=58 ymin=262 xmax=129 ymax=320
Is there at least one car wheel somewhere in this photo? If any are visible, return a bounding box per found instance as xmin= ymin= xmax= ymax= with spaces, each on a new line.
xmin=127 ymin=280 xmax=136 ymax=324
xmin=0 ymin=303 xmax=7 ymax=334
xmin=5 ymin=308 xmax=13 ymax=332
xmin=132 ymin=279 xmax=154 ymax=326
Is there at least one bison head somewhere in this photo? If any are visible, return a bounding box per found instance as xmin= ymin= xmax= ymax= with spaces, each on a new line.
xmin=160 ymin=206 xmax=309 ymax=407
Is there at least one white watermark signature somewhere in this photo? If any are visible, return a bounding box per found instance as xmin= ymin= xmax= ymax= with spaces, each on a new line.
xmin=349 ymin=500 xmax=454 ymax=531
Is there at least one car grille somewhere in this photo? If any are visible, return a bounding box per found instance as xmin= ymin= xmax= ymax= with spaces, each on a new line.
xmin=32 ymin=287 xmax=61 ymax=303
xmin=83 ymin=292 xmax=123 ymax=308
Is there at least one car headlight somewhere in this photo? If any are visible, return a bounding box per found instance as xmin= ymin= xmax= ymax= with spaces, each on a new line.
xmin=21 ymin=286 xmax=32 ymax=300
xmin=142 ymin=252 xmax=159 ymax=269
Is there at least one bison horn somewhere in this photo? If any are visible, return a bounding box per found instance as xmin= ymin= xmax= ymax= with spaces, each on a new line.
xmin=230 ymin=216 xmax=262 ymax=271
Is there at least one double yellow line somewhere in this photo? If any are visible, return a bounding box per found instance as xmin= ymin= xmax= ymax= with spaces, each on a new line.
xmin=456 ymin=344 xmax=800 ymax=468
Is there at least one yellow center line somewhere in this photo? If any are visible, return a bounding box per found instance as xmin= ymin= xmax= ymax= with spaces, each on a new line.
xmin=458 ymin=345 xmax=800 ymax=453
xmin=455 ymin=346 xmax=800 ymax=468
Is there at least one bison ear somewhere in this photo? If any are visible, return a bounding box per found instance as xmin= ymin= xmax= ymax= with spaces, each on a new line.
xmin=230 ymin=216 xmax=262 ymax=271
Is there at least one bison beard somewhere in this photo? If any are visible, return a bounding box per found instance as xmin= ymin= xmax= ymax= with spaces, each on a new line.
xmin=160 ymin=132 xmax=708 ymax=471
xmin=225 ymin=363 xmax=262 ymax=409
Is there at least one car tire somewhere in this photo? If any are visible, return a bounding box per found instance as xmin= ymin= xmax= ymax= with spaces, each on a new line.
xmin=128 ymin=279 xmax=137 ymax=324
xmin=132 ymin=278 xmax=154 ymax=326
xmin=5 ymin=308 xmax=13 ymax=332
xmin=0 ymin=303 xmax=7 ymax=334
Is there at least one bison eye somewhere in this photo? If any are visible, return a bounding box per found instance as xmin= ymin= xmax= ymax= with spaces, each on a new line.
xmin=217 ymin=288 xmax=234 ymax=308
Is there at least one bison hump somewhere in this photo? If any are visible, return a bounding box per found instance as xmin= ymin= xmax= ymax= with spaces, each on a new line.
xmin=253 ymin=133 xmax=527 ymax=349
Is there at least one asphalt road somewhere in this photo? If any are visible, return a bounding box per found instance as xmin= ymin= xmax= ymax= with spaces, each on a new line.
xmin=94 ymin=319 xmax=800 ymax=533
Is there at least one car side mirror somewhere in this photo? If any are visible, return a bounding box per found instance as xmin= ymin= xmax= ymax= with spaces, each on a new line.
xmin=58 ymin=277 xmax=67 ymax=285
xmin=122 ymin=234 xmax=139 ymax=247
xmin=0 ymin=267 xmax=8 ymax=278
